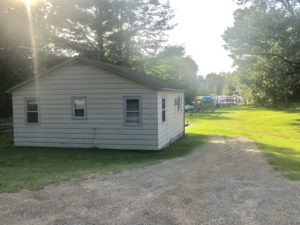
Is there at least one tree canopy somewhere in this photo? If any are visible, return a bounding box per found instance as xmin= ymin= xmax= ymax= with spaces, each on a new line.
xmin=0 ymin=0 xmax=202 ymax=117
xmin=141 ymin=46 xmax=200 ymax=103
xmin=223 ymin=0 xmax=300 ymax=106
xmin=0 ymin=0 xmax=33 ymax=117
xmin=40 ymin=0 xmax=174 ymax=66
xmin=197 ymin=72 xmax=236 ymax=97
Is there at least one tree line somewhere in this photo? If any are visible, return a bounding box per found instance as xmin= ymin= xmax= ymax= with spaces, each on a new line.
xmin=0 ymin=0 xmax=200 ymax=117
xmin=197 ymin=72 xmax=236 ymax=97
xmin=199 ymin=0 xmax=300 ymax=106
xmin=1 ymin=0 xmax=299 ymax=118
xmin=223 ymin=0 xmax=300 ymax=107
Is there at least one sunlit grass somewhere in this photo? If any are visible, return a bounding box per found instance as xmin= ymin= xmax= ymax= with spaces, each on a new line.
xmin=186 ymin=105 xmax=300 ymax=180
xmin=1 ymin=105 xmax=299 ymax=192
xmin=0 ymin=132 xmax=206 ymax=193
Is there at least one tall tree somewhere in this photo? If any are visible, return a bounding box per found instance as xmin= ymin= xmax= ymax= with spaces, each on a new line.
xmin=41 ymin=0 xmax=174 ymax=66
xmin=197 ymin=72 xmax=236 ymax=96
xmin=223 ymin=1 xmax=300 ymax=106
xmin=140 ymin=46 xmax=200 ymax=103
xmin=0 ymin=0 xmax=34 ymax=117
xmin=235 ymin=0 xmax=300 ymax=15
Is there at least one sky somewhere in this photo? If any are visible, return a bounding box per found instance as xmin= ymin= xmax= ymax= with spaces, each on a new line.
xmin=168 ymin=0 xmax=238 ymax=76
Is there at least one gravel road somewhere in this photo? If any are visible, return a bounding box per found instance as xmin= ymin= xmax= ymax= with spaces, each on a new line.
xmin=0 ymin=136 xmax=300 ymax=225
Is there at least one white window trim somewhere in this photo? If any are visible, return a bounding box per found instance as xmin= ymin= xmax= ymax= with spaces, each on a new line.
xmin=72 ymin=96 xmax=87 ymax=120
xmin=123 ymin=96 xmax=142 ymax=126
xmin=24 ymin=97 xmax=40 ymax=125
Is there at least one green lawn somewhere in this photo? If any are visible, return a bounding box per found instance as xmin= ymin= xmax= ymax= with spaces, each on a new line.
xmin=0 ymin=131 xmax=205 ymax=192
xmin=186 ymin=105 xmax=300 ymax=180
xmin=0 ymin=105 xmax=299 ymax=192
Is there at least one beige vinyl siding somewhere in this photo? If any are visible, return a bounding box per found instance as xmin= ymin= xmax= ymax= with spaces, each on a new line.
xmin=157 ymin=91 xmax=185 ymax=150
xmin=12 ymin=63 xmax=158 ymax=150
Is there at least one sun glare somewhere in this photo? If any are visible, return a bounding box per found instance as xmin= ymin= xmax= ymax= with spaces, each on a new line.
xmin=24 ymin=0 xmax=32 ymax=7
xmin=24 ymin=0 xmax=41 ymax=7
xmin=23 ymin=0 xmax=40 ymax=75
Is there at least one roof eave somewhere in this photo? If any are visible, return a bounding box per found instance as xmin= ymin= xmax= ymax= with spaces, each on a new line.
xmin=160 ymin=88 xmax=186 ymax=92
xmin=77 ymin=57 xmax=162 ymax=91
xmin=6 ymin=57 xmax=185 ymax=94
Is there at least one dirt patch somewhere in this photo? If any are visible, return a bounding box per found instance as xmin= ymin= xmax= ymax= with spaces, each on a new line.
xmin=0 ymin=137 xmax=299 ymax=225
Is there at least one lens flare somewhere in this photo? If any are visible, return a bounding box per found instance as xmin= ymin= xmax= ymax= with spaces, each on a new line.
xmin=24 ymin=0 xmax=31 ymax=7
xmin=24 ymin=0 xmax=40 ymax=7
xmin=24 ymin=0 xmax=39 ymax=75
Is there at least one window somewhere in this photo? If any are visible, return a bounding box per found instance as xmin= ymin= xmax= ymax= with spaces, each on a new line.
xmin=177 ymin=96 xmax=181 ymax=112
xmin=72 ymin=97 xmax=87 ymax=119
xmin=124 ymin=97 xmax=141 ymax=125
xmin=26 ymin=98 xmax=39 ymax=124
xmin=174 ymin=96 xmax=181 ymax=113
xmin=162 ymin=98 xmax=166 ymax=122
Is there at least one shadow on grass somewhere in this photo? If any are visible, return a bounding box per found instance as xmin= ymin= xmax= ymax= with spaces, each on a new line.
xmin=288 ymin=118 xmax=300 ymax=129
xmin=235 ymin=104 xmax=300 ymax=114
xmin=289 ymin=122 xmax=300 ymax=126
xmin=270 ymin=104 xmax=300 ymax=114
xmin=0 ymin=133 xmax=209 ymax=192
xmin=256 ymin=143 xmax=300 ymax=180
xmin=188 ymin=113 xmax=233 ymax=121
xmin=191 ymin=116 xmax=232 ymax=121
xmin=222 ymin=105 xmax=257 ymax=111
xmin=280 ymin=109 xmax=300 ymax=114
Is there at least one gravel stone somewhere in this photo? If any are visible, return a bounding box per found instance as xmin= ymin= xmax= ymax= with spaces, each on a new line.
xmin=0 ymin=136 xmax=299 ymax=225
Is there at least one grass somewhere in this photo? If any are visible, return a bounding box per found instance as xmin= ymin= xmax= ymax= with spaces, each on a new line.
xmin=0 ymin=132 xmax=206 ymax=192
xmin=1 ymin=105 xmax=299 ymax=192
xmin=186 ymin=105 xmax=300 ymax=180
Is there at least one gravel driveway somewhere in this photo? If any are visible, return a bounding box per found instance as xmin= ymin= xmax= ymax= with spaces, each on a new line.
xmin=0 ymin=136 xmax=300 ymax=225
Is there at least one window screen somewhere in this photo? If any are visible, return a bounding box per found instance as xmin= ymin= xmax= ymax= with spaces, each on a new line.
xmin=26 ymin=99 xmax=39 ymax=123
xmin=125 ymin=98 xmax=141 ymax=124
xmin=72 ymin=98 xmax=86 ymax=119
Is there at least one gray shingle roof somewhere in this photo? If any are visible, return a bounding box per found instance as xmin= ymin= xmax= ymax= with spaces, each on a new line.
xmin=79 ymin=57 xmax=182 ymax=91
xmin=6 ymin=57 xmax=183 ymax=93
